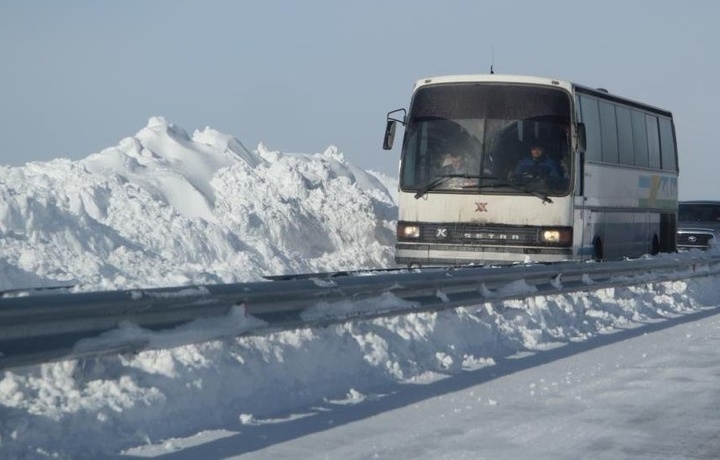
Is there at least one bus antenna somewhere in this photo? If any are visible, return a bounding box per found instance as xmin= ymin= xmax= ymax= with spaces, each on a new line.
xmin=490 ymin=45 xmax=495 ymax=74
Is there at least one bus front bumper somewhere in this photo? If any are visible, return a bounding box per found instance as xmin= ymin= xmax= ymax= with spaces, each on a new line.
xmin=395 ymin=242 xmax=574 ymax=266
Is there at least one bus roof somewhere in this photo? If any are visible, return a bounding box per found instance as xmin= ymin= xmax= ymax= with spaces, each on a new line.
xmin=413 ymin=74 xmax=573 ymax=91
xmin=413 ymin=74 xmax=672 ymax=118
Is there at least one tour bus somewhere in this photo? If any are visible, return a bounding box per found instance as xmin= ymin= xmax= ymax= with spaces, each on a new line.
xmin=383 ymin=74 xmax=679 ymax=266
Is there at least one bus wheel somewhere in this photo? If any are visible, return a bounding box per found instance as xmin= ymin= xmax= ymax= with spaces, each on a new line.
xmin=593 ymin=237 xmax=604 ymax=261
xmin=651 ymin=235 xmax=660 ymax=255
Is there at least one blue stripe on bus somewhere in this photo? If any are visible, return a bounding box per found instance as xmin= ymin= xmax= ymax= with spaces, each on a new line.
xmin=637 ymin=175 xmax=678 ymax=210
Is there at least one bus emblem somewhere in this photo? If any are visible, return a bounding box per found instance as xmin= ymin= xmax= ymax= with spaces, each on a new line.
xmin=475 ymin=202 xmax=488 ymax=212
xmin=436 ymin=228 xmax=448 ymax=238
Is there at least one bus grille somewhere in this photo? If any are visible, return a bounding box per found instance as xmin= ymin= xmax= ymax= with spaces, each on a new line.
xmin=419 ymin=224 xmax=539 ymax=245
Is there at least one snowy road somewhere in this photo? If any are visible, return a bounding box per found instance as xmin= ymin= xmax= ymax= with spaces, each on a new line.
xmin=123 ymin=306 xmax=720 ymax=460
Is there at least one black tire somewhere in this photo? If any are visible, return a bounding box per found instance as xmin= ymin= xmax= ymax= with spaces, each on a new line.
xmin=651 ymin=235 xmax=660 ymax=255
xmin=593 ymin=237 xmax=604 ymax=261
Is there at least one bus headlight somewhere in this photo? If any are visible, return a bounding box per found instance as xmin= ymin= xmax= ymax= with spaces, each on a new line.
xmin=398 ymin=223 xmax=421 ymax=239
xmin=541 ymin=228 xmax=573 ymax=246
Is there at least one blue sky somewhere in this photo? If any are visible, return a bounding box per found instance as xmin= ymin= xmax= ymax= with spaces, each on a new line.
xmin=1 ymin=1 xmax=717 ymax=199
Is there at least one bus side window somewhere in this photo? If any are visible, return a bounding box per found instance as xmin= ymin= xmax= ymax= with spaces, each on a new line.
xmin=579 ymin=96 xmax=602 ymax=162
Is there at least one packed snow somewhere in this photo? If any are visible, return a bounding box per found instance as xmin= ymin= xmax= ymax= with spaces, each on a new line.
xmin=0 ymin=116 xmax=397 ymax=292
xmin=1 ymin=118 xmax=720 ymax=459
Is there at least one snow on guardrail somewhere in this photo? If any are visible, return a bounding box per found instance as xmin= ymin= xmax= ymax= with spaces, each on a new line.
xmin=2 ymin=252 xmax=720 ymax=370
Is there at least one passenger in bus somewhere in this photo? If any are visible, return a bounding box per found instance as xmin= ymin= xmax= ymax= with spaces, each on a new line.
xmin=508 ymin=144 xmax=564 ymax=186
xmin=439 ymin=152 xmax=466 ymax=174
xmin=436 ymin=151 xmax=478 ymax=188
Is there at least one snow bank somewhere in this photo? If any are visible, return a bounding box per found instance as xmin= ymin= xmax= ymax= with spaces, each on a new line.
xmin=1 ymin=276 xmax=716 ymax=459
xmin=0 ymin=117 xmax=397 ymax=291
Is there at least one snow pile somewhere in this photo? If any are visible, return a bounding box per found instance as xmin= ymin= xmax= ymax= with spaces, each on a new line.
xmin=0 ymin=117 xmax=397 ymax=291
xmin=1 ymin=276 xmax=717 ymax=458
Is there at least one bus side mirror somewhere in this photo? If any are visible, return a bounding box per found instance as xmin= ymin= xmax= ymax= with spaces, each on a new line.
xmin=576 ymin=122 xmax=586 ymax=153
xmin=383 ymin=120 xmax=397 ymax=150
xmin=383 ymin=108 xmax=406 ymax=150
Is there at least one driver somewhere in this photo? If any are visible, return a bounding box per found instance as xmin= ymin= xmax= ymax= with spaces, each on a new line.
xmin=508 ymin=144 xmax=563 ymax=184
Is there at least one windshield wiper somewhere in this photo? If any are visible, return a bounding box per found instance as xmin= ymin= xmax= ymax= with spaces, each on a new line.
xmin=479 ymin=180 xmax=553 ymax=204
xmin=414 ymin=174 xmax=553 ymax=204
xmin=414 ymin=174 xmax=482 ymax=199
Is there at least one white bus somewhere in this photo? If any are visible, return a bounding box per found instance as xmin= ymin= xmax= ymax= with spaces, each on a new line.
xmin=383 ymin=74 xmax=678 ymax=266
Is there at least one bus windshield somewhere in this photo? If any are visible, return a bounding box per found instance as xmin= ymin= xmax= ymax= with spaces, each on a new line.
xmin=399 ymin=83 xmax=572 ymax=196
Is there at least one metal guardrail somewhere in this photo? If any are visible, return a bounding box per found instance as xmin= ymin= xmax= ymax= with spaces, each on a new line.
xmin=2 ymin=253 xmax=720 ymax=370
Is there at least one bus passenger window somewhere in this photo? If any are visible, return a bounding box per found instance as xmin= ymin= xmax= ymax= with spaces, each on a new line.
xmin=579 ymin=96 xmax=602 ymax=162
xmin=646 ymin=115 xmax=661 ymax=169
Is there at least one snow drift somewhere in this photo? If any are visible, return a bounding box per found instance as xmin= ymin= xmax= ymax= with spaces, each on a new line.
xmin=0 ymin=117 xmax=398 ymax=292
